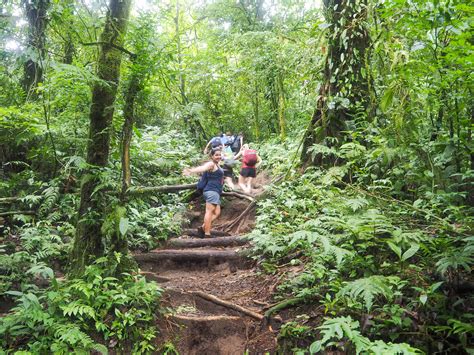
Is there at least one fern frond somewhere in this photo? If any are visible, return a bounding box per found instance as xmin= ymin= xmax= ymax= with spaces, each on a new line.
xmin=339 ymin=275 xmax=400 ymax=311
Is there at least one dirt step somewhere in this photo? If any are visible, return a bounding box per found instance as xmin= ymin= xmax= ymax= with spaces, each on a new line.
xmin=154 ymin=288 xmax=277 ymax=354
xmin=135 ymin=248 xmax=250 ymax=271
xmin=165 ymin=236 xmax=248 ymax=249
xmin=156 ymin=312 xmax=251 ymax=355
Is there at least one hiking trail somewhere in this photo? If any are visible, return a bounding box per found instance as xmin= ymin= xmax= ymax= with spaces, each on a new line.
xmin=134 ymin=174 xmax=279 ymax=354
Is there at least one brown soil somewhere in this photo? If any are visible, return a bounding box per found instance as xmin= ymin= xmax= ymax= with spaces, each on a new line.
xmin=136 ymin=175 xmax=280 ymax=354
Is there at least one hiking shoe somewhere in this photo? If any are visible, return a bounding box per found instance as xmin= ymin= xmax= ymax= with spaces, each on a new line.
xmin=197 ymin=226 xmax=205 ymax=239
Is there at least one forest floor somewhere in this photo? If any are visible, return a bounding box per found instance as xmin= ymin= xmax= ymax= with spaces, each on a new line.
xmin=135 ymin=174 xmax=282 ymax=354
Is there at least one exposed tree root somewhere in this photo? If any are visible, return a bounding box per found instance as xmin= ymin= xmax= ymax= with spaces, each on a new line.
xmin=191 ymin=290 xmax=265 ymax=321
xmin=263 ymin=297 xmax=305 ymax=318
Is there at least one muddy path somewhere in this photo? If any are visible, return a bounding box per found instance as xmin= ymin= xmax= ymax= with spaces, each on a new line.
xmin=135 ymin=174 xmax=279 ymax=354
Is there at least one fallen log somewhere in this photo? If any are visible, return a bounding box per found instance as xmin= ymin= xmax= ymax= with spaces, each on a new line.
xmin=0 ymin=197 xmax=20 ymax=204
xmin=165 ymin=236 xmax=248 ymax=249
xmin=0 ymin=211 xmax=35 ymax=217
xmin=182 ymin=228 xmax=230 ymax=237
xmin=191 ymin=290 xmax=264 ymax=321
xmin=134 ymin=249 xmax=241 ymax=263
xmin=127 ymin=183 xmax=197 ymax=195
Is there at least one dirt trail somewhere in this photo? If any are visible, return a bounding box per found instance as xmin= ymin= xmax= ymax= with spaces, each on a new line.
xmin=135 ymin=174 xmax=278 ymax=354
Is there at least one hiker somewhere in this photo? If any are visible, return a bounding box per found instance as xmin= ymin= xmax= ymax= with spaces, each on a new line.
xmin=203 ymin=135 xmax=223 ymax=154
xmin=234 ymin=144 xmax=262 ymax=194
xmin=222 ymin=145 xmax=237 ymax=190
xmin=183 ymin=149 xmax=224 ymax=238
xmin=231 ymin=132 xmax=243 ymax=154
xmin=224 ymin=131 xmax=234 ymax=147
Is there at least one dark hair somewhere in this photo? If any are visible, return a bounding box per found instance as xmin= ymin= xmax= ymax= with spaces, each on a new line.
xmin=210 ymin=148 xmax=221 ymax=157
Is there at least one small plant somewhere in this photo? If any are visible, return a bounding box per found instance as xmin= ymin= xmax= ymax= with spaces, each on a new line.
xmin=0 ymin=254 xmax=163 ymax=353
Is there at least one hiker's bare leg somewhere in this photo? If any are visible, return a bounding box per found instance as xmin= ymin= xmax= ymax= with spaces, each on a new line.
xmin=238 ymin=175 xmax=246 ymax=191
xmin=212 ymin=204 xmax=221 ymax=222
xmin=203 ymin=202 xmax=216 ymax=234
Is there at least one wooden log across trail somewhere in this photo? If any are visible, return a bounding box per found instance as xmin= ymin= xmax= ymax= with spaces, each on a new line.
xmin=191 ymin=290 xmax=264 ymax=321
xmin=127 ymin=183 xmax=197 ymax=195
xmin=0 ymin=211 xmax=35 ymax=217
xmin=182 ymin=229 xmax=230 ymax=237
xmin=166 ymin=236 xmax=248 ymax=249
xmin=134 ymin=249 xmax=241 ymax=263
xmin=0 ymin=197 xmax=21 ymax=204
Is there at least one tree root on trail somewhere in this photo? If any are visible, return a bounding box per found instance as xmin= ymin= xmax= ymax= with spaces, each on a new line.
xmin=222 ymin=191 xmax=254 ymax=202
xmin=166 ymin=236 xmax=248 ymax=249
xmin=220 ymin=200 xmax=256 ymax=232
xmin=191 ymin=290 xmax=265 ymax=321
xmin=263 ymin=297 xmax=305 ymax=318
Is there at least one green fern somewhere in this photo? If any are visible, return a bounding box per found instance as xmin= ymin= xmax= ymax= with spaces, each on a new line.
xmin=309 ymin=316 xmax=422 ymax=354
xmin=339 ymin=275 xmax=401 ymax=311
xmin=39 ymin=186 xmax=60 ymax=216
xmin=286 ymin=230 xmax=352 ymax=265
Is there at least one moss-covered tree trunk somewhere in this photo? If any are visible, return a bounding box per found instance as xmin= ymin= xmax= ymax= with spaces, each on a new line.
xmin=71 ymin=0 xmax=132 ymax=274
xmin=22 ymin=0 xmax=50 ymax=96
xmin=301 ymin=0 xmax=370 ymax=166
xmin=121 ymin=72 xmax=140 ymax=198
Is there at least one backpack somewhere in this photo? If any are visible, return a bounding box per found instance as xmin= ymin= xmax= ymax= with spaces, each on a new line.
xmin=231 ymin=135 xmax=241 ymax=150
xmin=196 ymin=171 xmax=208 ymax=193
xmin=210 ymin=137 xmax=222 ymax=148
xmin=243 ymin=149 xmax=258 ymax=166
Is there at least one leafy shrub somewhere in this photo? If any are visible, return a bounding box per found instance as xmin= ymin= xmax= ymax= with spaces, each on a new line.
xmin=0 ymin=254 xmax=163 ymax=354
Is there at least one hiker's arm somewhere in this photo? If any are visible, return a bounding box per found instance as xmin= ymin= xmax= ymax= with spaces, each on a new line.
xmin=233 ymin=150 xmax=243 ymax=160
xmin=203 ymin=141 xmax=211 ymax=154
xmin=183 ymin=162 xmax=213 ymax=176
xmin=256 ymin=154 xmax=263 ymax=168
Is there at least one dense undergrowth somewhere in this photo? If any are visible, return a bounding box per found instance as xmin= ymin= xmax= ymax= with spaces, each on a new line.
xmin=0 ymin=128 xmax=200 ymax=353
xmin=250 ymin=137 xmax=473 ymax=354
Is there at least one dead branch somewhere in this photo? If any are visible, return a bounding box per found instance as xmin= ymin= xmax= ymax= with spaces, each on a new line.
xmin=191 ymin=290 xmax=264 ymax=321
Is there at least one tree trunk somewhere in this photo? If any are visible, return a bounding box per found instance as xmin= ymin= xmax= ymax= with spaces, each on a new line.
xmin=22 ymin=0 xmax=50 ymax=96
xmin=71 ymin=0 xmax=132 ymax=274
xmin=301 ymin=0 xmax=370 ymax=166
xmin=121 ymin=72 xmax=141 ymax=198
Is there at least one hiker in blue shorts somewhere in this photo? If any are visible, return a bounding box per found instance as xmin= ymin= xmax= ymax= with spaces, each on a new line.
xmin=183 ymin=149 xmax=224 ymax=238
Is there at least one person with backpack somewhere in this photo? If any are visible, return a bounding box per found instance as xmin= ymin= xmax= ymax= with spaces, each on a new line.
xmin=203 ymin=134 xmax=223 ymax=154
xmin=234 ymin=144 xmax=262 ymax=194
xmin=231 ymin=132 xmax=243 ymax=154
xmin=221 ymin=144 xmax=237 ymax=190
xmin=183 ymin=149 xmax=224 ymax=238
